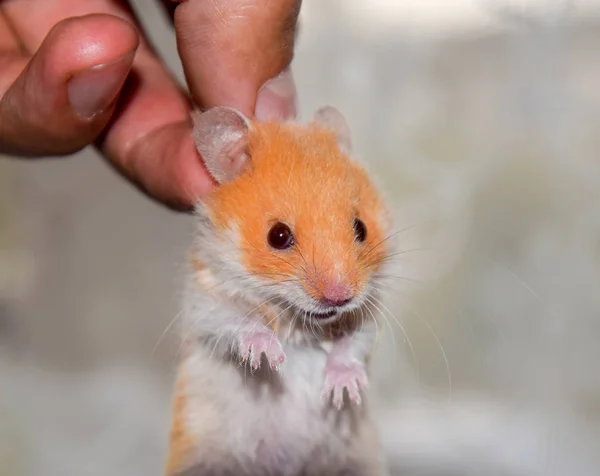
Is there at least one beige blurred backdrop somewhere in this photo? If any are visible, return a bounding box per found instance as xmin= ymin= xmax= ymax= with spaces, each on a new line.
xmin=2 ymin=1 xmax=600 ymax=475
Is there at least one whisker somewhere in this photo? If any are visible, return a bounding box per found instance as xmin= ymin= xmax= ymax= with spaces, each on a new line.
xmin=373 ymin=274 xmax=425 ymax=285
xmin=241 ymin=295 xmax=281 ymax=329
xmin=244 ymin=238 xmax=310 ymax=277
xmin=369 ymin=306 xmax=381 ymax=350
xmin=204 ymin=272 xmax=297 ymax=293
xmin=174 ymin=312 xmax=203 ymax=363
xmin=422 ymin=314 xmax=451 ymax=403
xmin=176 ymin=294 xmax=279 ymax=363
xmin=375 ymin=267 xmax=507 ymax=343
xmin=287 ymin=308 xmax=299 ymax=340
xmin=239 ymin=279 xmax=300 ymax=294
xmin=151 ymin=309 xmax=184 ymax=356
xmin=307 ymin=311 xmax=319 ymax=341
xmin=368 ymin=291 xmax=420 ymax=382
xmin=254 ymin=240 xmax=320 ymax=298
xmin=484 ymin=255 xmax=544 ymax=306
xmin=210 ymin=329 xmax=228 ymax=361
xmin=365 ymin=296 xmax=394 ymax=356
xmin=378 ymin=240 xmax=546 ymax=311
xmin=362 ymin=223 xmax=422 ymax=260
xmin=296 ymin=246 xmax=310 ymax=273
xmin=311 ymin=240 xmax=318 ymax=277
xmin=264 ymin=300 xmax=295 ymax=330
xmin=401 ymin=300 xmax=452 ymax=404
xmin=364 ymin=247 xmax=438 ymax=269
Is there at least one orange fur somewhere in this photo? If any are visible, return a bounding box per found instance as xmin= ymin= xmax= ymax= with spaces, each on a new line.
xmin=166 ymin=357 xmax=224 ymax=476
xmin=165 ymin=370 xmax=197 ymax=476
xmin=167 ymin=119 xmax=390 ymax=475
xmin=204 ymin=122 xmax=389 ymax=299
xmin=258 ymin=303 xmax=281 ymax=333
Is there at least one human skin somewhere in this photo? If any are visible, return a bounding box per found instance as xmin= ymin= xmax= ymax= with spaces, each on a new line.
xmin=0 ymin=0 xmax=301 ymax=210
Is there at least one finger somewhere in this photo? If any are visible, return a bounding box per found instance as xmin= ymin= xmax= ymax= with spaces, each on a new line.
xmin=3 ymin=1 xmax=212 ymax=209
xmin=172 ymin=0 xmax=301 ymax=121
xmin=0 ymin=13 xmax=25 ymax=95
xmin=98 ymin=3 xmax=213 ymax=209
xmin=0 ymin=14 xmax=138 ymax=156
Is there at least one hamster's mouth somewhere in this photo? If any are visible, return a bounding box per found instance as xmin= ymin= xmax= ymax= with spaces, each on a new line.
xmin=306 ymin=309 xmax=337 ymax=319
xmin=291 ymin=303 xmax=359 ymax=324
xmin=283 ymin=296 xmax=366 ymax=325
xmin=284 ymin=303 xmax=340 ymax=323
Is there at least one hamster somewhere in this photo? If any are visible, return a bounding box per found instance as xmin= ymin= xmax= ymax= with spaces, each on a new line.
xmin=165 ymin=105 xmax=395 ymax=476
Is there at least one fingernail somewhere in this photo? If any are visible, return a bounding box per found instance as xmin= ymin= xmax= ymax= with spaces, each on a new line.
xmin=68 ymin=51 xmax=135 ymax=120
xmin=255 ymin=68 xmax=297 ymax=121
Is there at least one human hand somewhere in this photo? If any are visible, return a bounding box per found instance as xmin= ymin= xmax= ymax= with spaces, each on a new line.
xmin=0 ymin=0 xmax=301 ymax=210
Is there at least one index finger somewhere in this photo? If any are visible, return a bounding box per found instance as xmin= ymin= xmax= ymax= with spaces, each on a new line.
xmin=172 ymin=0 xmax=301 ymax=119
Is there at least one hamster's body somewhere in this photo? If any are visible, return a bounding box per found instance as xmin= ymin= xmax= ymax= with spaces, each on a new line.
xmin=165 ymin=107 xmax=393 ymax=476
xmin=168 ymin=294 xmax=385 ymax=476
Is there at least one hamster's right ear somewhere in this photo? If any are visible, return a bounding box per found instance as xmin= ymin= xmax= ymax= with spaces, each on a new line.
xmin=192 ymin=107 xmax=252 ymax=184
xmin=313 ymin=105 xmax=352 ymax=154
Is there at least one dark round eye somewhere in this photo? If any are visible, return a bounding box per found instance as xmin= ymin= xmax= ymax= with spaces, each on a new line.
xmin=268 ymin=222 xmax=295 ymax=250
xmin=353 ymin=218 xmax=367 ymax=243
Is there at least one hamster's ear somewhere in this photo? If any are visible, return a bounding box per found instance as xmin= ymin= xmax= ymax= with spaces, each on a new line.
xmin=192 ymin=107 xmax=251 ymax=184
xmin=313 ymin=105 xmax=352 ymax=154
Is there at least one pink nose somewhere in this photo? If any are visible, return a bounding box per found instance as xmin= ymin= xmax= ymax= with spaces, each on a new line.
xmin=321 ymin=281 xmax=352 ymax=307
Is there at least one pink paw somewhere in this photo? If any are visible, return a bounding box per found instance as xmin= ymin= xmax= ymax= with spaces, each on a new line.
xmin=238 ymin=330 xmax=286 ymax=371
xmin=322 ymin=360 xmax=368 ymax=410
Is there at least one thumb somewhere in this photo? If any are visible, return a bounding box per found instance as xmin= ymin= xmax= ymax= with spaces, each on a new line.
xmin=0 ymin=14 xmax=139 ymax=157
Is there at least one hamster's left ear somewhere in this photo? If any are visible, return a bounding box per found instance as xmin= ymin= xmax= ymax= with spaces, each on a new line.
xmin=192 ymin=107 xmax=251 ymax=184
xmin=313 ymin=105 xmax=352 ymax=154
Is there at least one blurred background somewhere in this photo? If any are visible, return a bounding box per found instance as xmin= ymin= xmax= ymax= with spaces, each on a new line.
xmin=2 ymin=0 xmax=600 ymax=474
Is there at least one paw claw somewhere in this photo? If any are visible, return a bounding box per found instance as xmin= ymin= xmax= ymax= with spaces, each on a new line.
xmin=270 ymin=362 xmax=281 ymax=371
xmin=322 ymin=361 xmax=368 ymax=410
xmin=238 ymin=330 xmax=286 ymax=371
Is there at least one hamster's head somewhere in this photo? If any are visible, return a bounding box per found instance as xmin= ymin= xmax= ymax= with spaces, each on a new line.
xmin=192 ymin=106 xmax=392 ymax=324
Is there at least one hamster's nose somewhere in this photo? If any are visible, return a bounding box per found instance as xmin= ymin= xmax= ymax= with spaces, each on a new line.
xmin=321 ymin=281 xmax=352 ymax=307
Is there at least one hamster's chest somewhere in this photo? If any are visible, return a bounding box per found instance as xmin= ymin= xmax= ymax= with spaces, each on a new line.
xmin=235 ymin=342 xmax=329 ymax=415
xmin=224 ymin=344 xmax=335 ymax=468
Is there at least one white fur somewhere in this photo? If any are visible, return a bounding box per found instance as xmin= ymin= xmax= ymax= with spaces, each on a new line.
xmin=177 ymin=273 xmax=385 ymax=474
xmin=170 ymin=104 xmax=399 ymax=474
xmin=171 ymin=191 xmax=393 ymax=474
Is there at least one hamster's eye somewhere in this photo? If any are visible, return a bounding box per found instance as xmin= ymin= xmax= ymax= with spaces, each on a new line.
xmin=353 ymin=218 xmax=367 ymax=243
xmin=268 ymin=223 xmax=295 ymax=250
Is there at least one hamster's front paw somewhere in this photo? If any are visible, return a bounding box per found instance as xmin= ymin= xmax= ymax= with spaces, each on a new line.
xmin=322 ymin=359 xmax=368 ymax=410
xmin=237 ymin=330 xmax=286 ymax=371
